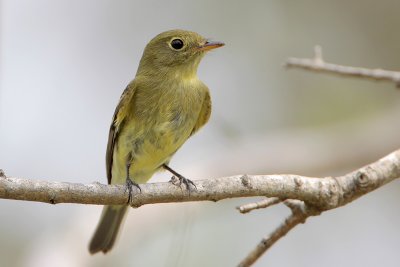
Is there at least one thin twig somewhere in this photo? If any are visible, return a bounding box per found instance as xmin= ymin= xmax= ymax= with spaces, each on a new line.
xmin=285 ymin=46 xmax=400 ymax=88
xmin=237 ymin=197 xmax=281 ymax=214
xmin=238 ymin=200 xmax=321 ymax=267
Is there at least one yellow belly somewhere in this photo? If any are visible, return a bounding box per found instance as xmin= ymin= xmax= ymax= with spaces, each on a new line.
xmin=111 ymin=115 xmax=196 ymax=184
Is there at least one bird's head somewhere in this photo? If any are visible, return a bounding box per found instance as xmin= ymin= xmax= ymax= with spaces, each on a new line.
xmin=137 ymin=29 xmax=224 ymax=78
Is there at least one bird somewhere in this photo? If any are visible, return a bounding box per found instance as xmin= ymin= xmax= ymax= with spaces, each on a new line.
xmin=89 ymin=29 xmax=224 ymax=254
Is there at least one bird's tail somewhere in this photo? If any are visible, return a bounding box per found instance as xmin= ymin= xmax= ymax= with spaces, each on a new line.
xmin=89 ymin=205 xmax=128 ymax=254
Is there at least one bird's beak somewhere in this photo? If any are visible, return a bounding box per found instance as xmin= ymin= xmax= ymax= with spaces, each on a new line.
xmin=198 ymin=40 xmax=225 ymax=51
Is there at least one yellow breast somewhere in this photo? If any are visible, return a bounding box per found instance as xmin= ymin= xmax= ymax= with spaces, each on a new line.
xmin=111 ymin=76 xmax=206 ymax=184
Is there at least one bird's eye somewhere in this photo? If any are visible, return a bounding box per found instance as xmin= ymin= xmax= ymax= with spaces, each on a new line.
xmin=170 ymin=39 xmax=184 ymax=50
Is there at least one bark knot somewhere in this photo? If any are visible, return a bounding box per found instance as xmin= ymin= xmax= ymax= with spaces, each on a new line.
xmin=241 ymin=175 xmax=251 ymax=188
xmin=356 ymin=171 xmax=369 ymax=188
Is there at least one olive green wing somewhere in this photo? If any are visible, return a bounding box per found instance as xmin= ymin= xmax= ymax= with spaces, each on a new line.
xmin=106 ymin=81 xmax=137 ymax=184
xmin=190 ymin=90 xmax=211 ymax=137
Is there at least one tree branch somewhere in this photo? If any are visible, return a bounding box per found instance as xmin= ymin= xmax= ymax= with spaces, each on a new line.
xmin=0 ymin=149 xmax=399 ymax=209
xmin=238 ymin=200 xmax=319 ymax=267
xmin=285 ymin=45 xmax=400 ymax=88
xmin=1 ymin=148 xmax=399 ymax=267
xmin=237 ymin=147 xmax=400 ymax=266
xmin=237 ymin=197 xmax=281 ymax=214
xmin=234 ymin=47 xmax=400 ymax=266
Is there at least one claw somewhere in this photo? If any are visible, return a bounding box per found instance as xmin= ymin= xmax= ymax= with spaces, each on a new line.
xmin=163 ymin=164 xmax=197 ymax=194
xmin=179 ymin=176 xmax=197 ymax=191
xmin=125 ymin=179 xmax=141 ymax=204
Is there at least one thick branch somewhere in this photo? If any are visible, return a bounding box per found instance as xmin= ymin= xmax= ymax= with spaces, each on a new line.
xmin=285 ymin=46 xmax=400 ymax=87
xmin=0 ymin=149 xmax=399 ymax=210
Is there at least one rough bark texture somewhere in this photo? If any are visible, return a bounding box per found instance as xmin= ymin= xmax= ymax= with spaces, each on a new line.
xmin=0 ymin=149 xmax=399 ymax=208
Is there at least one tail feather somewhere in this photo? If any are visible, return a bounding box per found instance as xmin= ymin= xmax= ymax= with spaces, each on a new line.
xmin=89 ymin=205 xmax=128 ymax=254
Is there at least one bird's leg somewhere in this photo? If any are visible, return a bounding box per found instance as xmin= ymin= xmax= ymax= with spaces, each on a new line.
xmin=125 ymin=157 xmax=141 ymax=204
xmin=163 ymin=164 xmax=197 ymax=191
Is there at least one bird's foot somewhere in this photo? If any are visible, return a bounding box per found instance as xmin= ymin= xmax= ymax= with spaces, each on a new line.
xmin=163 ymin=164 xmax=197 ymax=193
xmin=125 ymin=179 xmax=141 ymax=204
xmin=176 ymin=174 xmax=196 ymax=191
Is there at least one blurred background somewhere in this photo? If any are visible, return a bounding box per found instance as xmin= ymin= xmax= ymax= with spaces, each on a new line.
xmin=1 ymin=1 xmax=400 ymax=266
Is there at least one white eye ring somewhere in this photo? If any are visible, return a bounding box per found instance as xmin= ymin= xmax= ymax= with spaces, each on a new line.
xmin=169 ymin=38 xmax=185 ymax=50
